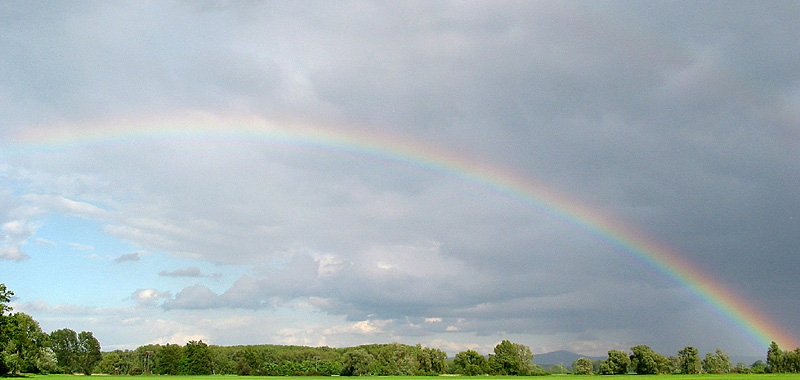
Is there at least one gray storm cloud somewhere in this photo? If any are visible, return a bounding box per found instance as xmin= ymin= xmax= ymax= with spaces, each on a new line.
xmin=1 ymin=1 xmax=798 ymax=356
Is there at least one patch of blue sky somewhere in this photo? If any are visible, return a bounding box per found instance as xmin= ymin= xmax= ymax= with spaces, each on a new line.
xmin=5 ymin=214 xmax=247 ymax=309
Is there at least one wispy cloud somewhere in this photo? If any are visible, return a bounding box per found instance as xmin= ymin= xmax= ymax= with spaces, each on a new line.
xmin=158 ymin=266 xmax=222 ymax=279
xmin=0 ymin=245 xmax=29 ymax=261
xmin=35 ymin=238 xmax=57 ymax=246
xmin=114 ymin=252 xmax=143 ymax=263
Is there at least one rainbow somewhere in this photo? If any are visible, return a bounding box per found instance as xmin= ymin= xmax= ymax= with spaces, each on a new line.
xmin=4 ymin=112 xmax=797 ymax=350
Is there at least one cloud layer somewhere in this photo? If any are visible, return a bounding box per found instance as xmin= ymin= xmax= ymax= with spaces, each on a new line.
xmin=1 ymin=1 xmax=799 ymax=357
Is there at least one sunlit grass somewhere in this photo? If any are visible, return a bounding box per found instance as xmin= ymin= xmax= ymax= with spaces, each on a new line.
xmin=17 ymin=375 xmax=800 ymax=380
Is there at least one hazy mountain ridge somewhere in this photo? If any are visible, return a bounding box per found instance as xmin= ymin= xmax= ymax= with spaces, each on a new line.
xmin=533 ymin=350 xmax=605 ymax=366
xmin=532 ymin=350 xmax=763 ymax=369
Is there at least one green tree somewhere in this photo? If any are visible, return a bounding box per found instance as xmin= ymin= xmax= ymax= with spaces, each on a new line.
xmin=0 ymin=284 xmax=12 ymax=316
xmin=629 ymin=345 xmax=662 ymax=374
xmin=454 ymin=349 xmax=487 ymax=375
xmin=0 ymin=285 xmax=13 ymax=375
xmin=678 ymin=346 xmax=700 ymax=374
xmin=179 ymin=340 xmax=213 ymax=375
xmin=751 ymin=359 xmax=767 ymax=373
xmin=598 ymin=350 xmax=629 ymax=375
xmin=572 ymin=357 xmax=594 ymax=375
xmin=734 ymin=361 xmax=750 ymax=373
xmin=701 ymin=349 xmax=731 ymax=374
xmin=488 ymin=340 xmax=533 ymax=375
xmin=666 ymin=355 xmax=681 ymax=374
xmin=373 ymin=342 xmax=417 ymax=375
xmin=156 ymin=343 xmax=183 ymax=375
xmin=551 ymin=364 xmax=568 ymax=374
xmin=342 ymin=348 xmax=376 ymax=376
xmin=767 ymin=341 xmax=786 ymax=373
xmin=35 ymin=347 xmax=57 ymax=374
xmin=99 ymin=352 xmax=124 ymax=374
xmin=232 ymin=347 xmax=259 ymax=375
xmin=3 ymin=312 xmax=50 ymax=373
xmin=786 ymin=348 xmax=800 ymax=373
xmin=76 ymin=331 xmax=102 ymax=375
xmin=416 ymin=345 xmax=446 ymax=375
xmin=50 ymin=328 xmax=79 ymax=373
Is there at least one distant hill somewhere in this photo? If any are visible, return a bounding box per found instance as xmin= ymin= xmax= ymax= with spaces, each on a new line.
xmin=533 ymin=350 xmax=606 ymax=368
xmin=532 ymin=350 xmax=763 ymax=370
xmin=730 ymin=355 xmax=763 ymax=367
xmin=533 ymin=350 xmax=605 ymax=367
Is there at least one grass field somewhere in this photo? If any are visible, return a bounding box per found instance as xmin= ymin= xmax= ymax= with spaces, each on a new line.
xmin=16 ymin=375 xmax=800 ymax=380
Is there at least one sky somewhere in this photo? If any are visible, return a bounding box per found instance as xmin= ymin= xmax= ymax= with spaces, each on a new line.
xmin=1 ymin=1 xmax=799 ymax=359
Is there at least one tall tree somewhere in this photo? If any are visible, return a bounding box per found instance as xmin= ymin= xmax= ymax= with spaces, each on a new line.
xmin=488 ymin=340 xmax=533 ymax=375
xmin=598 ymin=349 xmax=629 ymax=375
xmin=702 ymin=349 xmax=731 ymax=374
xmin=786 ymin=348 xmax=800 ymax=373
xmin=767 ymin=341 xmax=786 ymax=373
xmin=416 ymin=345 xmax=446 ymax=375
xmin=751 ymin=360 xmax=767 ymax=373
xmin=572 ymin=357 xmax=594 ymax=375
xmin=0 ymin=284 xmax=12 ymax=316
xmin=50 ymin=328 xmax=79 ymax=373
xmin=179 ymin=340 xmax=213 ymax=375
xmin=342 ymin=348 xmax=376 ymax=376
xmin=374 ymin=342 xmax=417 ymax=375
xmin=454 ymin=349 xmax=488 ymax=375
xmin=98 ymin=352 xmax=124 ymax=375
xmin=76 ymin=331 xmax=102 ymax=375
xmin=678 ymin=346 xmax=700 ymax=374
xmin=0 ymin=283 xmax=14 ymax=374
xmin=629 ymin=345 xmax=664 ymax=374
xmin=3 ymin=312 xmax=51 ymax=373
xmin=666 ymin=355 xmax=681 ymax=374
xmin=156 ymin=343 xmax=183 ymax=375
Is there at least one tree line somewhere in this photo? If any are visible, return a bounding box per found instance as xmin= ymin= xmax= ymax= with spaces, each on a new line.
xmin=4 ymin=283 xmax=800 ymax=376
xmin=1 ymin=284 xmax=103 ymax=375
xmin=567 ymin=342 xmax=800 ymax=375
xmin=97 ymin=339 xmax=544 ymax=376
xmin=99 ymin=341 xmax=447 ymax=376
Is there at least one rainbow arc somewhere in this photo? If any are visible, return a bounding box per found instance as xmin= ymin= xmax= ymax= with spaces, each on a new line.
xmin=5 ymin=113 xmax=797 ymax=350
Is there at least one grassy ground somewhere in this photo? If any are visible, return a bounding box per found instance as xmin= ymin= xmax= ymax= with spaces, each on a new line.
xmin=16 ymin=375 xmax=800 ymax=380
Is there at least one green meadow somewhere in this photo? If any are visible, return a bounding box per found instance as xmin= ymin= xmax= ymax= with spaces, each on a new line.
xmin=17 ymin=375 xmax=800 ymax=380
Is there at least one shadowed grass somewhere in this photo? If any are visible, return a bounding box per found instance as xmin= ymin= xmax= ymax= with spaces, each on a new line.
xmin=15 ymin=375 xmax=800 ymax=380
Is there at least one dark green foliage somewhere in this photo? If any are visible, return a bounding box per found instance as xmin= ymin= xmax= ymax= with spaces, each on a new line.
xmin=179 ymin=340 xmax=213 ymax=375
xmin=76 ymin=331 xmax=102 ymax=375
xmin=487 ymin=340 xmax=534 ymax=375
xmin=701 ymin=348 xmax=731 ymax=374
xmin=0 ymin=284 xmax=12 ymax=316
xmin=665 ymin=355 xmax=681 ymax=374
xmin=734 ymin=361 xmax=750 ymax=373
xmin=752 ymin=359 xmax=768 ymax=373
xmin=572 ymin=357 xmax=594 ymax=375
xmin=454 ymin=349 xmax=487 ymax=375
xmin=789 ymin=348 xmax=800 ymax=373
xmin=629 ymin=344 xmax=669 ymax=374
xmin=231 ymin=347 xmax=258 ymax=375
xmin=415 ymin=344 xmax=447 ymax=375
xmin=374 ymin=342 xmax=418 ymax=375
xmin=50 ymin=328 xmax=79 ymax=373
xmin=678 ymin=346 xmax=700 ymax=374
xmin=342 ymin=348 xmax=376 ymax=376
xmin=156 ymin=343 xmax=183 ymax=375
xmin=598 ymin=349 xmax=629 ymax=375
xmin=98 ymin=352 xmax=123 ymax=374
xmin=769 ymin=341 xmax=787 ymax=373
xmin=766 ymin=341 xmax=800 ymax=373
xmin=2 ymin=312 xmax=51 ymax=374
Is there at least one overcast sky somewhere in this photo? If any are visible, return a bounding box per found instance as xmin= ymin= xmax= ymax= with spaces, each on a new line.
xmin=1 ymin=1 xmax=799 ymax=358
